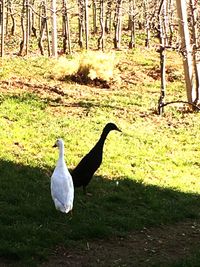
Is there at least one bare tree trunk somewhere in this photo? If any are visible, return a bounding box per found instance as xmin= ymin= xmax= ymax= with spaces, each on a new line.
xmin=19 ymin=0 xmax=26 ymax=56
xmin=129 ymin=0 xmax=136 ymax=48
xmin=62 ymin=0 xmax=71 ymax=54
xmin=128 ymin=0 xmax=132 ymax=30
xmin=8 ymin=3 xmax=16 ymax=35
xmin=98 ymin=0 xmax=104 ymax=50
xmin=158 ymin=7 xmax=166 ymax=114
xmin=144 ymin=0 xmax=150 ymax=47
xmin=113 ymin=0 xmax=123 ymax=49
xmin=176 ymin=0 xmax=195 ymax=103
xmin=92 ymin=0 xmax=97 ymax=34
xmin=85 ymin=0 xmax=89 ymax=49
xmin=145 ymin=20 xmax=150 ymax=47
xmin=45 ymin=12 xmax=51 ymax=56
xmin=189 ymin=0 xmax=200 ymax=103
xmin=77 ymin=0 xmax=84 ymax=48
xmin=5 ymin=5 xmax=8 ymax=35
xmin=38 ymin=0 xmax=50 ymax=56
xmin=38 ymin=1 xmax=46 ymax=55
xmin=105 ymin=0 xmax=112 ymax=34
xmin=26 ymin=0 xmax=30 ymax=55
xmin=162 ymin=0 xmax=169 ymax=46
xmin=0 ymin=0 xmax=5 ymax=57
xmin=168 ymin=0 xmax=174 ymax=46
xmin=51 ymin=0 xmax=58 ymax=57
xmin=31 ymin=1 xmax=37 ymax=37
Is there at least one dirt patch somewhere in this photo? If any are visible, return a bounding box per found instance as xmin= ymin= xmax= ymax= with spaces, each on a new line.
xmin=69 ymin=74 xmax=111 ymax=89
xmin=0 ymin=79 xmax=66 ymax=99
xmin=147 ymin=65 xmax=184 ymax=82
xmin=40 ymin=219 xmax=200 ymax=267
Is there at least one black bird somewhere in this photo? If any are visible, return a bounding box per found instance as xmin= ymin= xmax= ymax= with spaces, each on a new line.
xmin=71 ymin=123 xmax=121 ymax=194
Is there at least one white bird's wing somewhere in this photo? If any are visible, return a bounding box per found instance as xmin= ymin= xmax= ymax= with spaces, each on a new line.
xmin=51 ymin=165 xmax=74 ymax=212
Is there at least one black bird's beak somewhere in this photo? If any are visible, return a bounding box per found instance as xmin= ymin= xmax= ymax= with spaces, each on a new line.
xmin=116 ymin=127 xmax=122 ymax=132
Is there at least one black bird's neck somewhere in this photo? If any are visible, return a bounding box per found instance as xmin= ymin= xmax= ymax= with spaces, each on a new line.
xmin=97 ymin=128 xmax=111 ymax=148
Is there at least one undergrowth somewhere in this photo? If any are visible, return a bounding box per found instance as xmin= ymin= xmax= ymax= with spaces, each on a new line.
xmin=49 ymin=51 xmax=118 ymax=86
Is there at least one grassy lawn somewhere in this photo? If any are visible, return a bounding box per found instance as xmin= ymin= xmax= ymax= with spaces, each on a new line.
xmin=0 ymin=47 xmax=200 ymax=266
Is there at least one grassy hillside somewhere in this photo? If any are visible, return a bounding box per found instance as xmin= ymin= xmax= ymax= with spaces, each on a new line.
xmin=0 ymin=46 xmax=200 ymax=266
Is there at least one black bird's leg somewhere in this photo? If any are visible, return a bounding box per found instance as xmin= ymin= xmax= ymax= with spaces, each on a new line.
xmin=83 ymin=186 xmax=87 ymax=195
xmin=83 ymin=186 xmax=92 ymax=196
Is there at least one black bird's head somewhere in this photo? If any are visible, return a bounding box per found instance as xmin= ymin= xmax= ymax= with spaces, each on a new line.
xmin=103 ymin=123 xmax=122 ymax=133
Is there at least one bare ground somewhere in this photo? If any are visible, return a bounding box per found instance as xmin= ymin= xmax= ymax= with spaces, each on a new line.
xmin=40 ymin=219 xmax=200 ymax=267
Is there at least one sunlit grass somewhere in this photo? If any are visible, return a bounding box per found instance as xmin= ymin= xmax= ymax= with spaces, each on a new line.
xmin=0 ymin=57 xmax=54 ymax=81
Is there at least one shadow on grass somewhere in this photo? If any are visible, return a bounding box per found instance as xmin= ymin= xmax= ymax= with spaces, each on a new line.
xmin=49 ymin=99 xmax=128 ymax=113
xmin=0 ymin=159 xmax=199 ymax=265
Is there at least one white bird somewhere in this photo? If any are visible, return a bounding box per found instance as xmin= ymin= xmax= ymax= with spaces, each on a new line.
xmin=51 ymin=138 xmax=74 ymax=213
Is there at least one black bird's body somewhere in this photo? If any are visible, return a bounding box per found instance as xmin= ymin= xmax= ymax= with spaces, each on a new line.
xmin=71 ymin=123 xmax=121 ymax=193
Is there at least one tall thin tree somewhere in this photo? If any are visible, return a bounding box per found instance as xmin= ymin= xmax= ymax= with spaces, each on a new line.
xmin=176 ymin=0 xmax=195 ymax=103
xmin=77 ymin=0 xmax=84 ymax=48
xmin=51 ymin=0 xmax=58 ymax=57
xmin=113 ymin=0 xmax=123 ymax=49
xmin=129 ymin=0 xmax=136 ymax=48
xmin=98 ymin=0 xmax=104 ymax=50
xmin=85 ymin=0 xmax=89 ymax=49
xmin=92 ymin=0 xmax=97 ymax=33
xmin=0 ymin=0 xmax=5 ymax=57
xmin=62 ymin=0 xmax=71 ymax=54
xmin=158 ymin=0 xmax=167 ymax=114
xmin=189 ymin=0 xmax=200 ymax=103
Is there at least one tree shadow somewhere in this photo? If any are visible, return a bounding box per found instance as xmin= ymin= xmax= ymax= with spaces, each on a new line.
xmin=72 ymin=175 xmax=200 ymax=239
xmin=0 ymin=159 xmax=199 ymax=265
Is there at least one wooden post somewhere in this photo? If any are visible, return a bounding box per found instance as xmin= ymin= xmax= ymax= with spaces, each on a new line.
xmin=175 ymin=0 xmax=195 ymax=102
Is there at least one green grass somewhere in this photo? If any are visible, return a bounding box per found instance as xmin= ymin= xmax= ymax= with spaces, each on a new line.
xmin=0 ymin=46 xmax=200 ymax=266
xmin=168 ymin=252 xmax=200 ymax=267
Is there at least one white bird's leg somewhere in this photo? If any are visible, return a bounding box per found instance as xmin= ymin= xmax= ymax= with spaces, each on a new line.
xmin=69 ymin=209 xmax=73 ymax=220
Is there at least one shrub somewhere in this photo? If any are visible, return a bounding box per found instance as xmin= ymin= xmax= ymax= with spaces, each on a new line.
xmin=49 ymin=55 xmax=80 ymax=79
xmin=78 ymin=51 xmax=116 ymax=82
xmin=50 ymin=51 xmax=118 ymax=86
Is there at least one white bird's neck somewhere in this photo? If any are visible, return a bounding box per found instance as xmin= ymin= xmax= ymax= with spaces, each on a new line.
xmin=58 ymin=143 xmax=65 ymax=165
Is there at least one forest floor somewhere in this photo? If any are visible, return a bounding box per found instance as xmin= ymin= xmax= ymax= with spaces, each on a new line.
xmin=40 ymin=219 xmax=200 ymax=267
